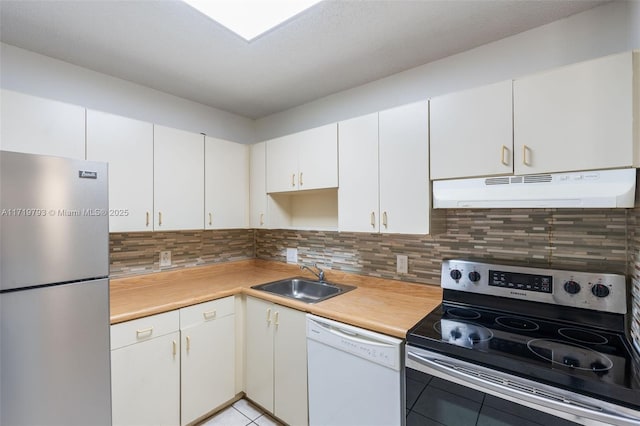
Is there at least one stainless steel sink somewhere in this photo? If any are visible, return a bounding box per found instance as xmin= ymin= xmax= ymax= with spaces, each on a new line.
xmin=251 ymin=277 xmax=356 ymax=304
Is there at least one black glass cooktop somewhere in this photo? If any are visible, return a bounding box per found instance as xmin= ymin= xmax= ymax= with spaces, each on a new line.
xmin=407 ymin=302 xmax=640 ymax=410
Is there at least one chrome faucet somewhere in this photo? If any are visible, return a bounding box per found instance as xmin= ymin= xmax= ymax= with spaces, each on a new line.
xmin=300 ymin=263 xmax=325 ymax=282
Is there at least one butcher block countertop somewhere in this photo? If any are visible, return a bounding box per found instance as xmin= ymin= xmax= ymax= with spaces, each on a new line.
xmin=110 ymin=259 xmax=442 ymax=338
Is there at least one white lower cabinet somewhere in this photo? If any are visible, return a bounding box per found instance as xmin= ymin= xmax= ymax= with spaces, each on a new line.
xmin=111 ymin=297 xmax=236 ymax=426
xmin=245 ymin=296 xmax=308 ymax=426
xmin=111 ymin=311 xmax=181 ymax=426
xmin=180 ymin=297 xmax=236 ymax=425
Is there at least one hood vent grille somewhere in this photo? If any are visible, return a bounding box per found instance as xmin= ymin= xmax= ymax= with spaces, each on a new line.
xmin=523 ymin=174 xmax=553 ymax=184
xmin=433 ymin=168 xmax=636 ymax=209
xmin=485 ymin=177 xmax=510 ymax=186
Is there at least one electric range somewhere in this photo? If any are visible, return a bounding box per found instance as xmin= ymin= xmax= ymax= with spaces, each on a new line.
xmin=406 ymin=259 xmax=640 ymax=426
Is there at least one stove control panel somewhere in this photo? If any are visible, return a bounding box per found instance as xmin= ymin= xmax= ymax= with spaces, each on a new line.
xmin=442 ymin=259 xmax=627 ymax=314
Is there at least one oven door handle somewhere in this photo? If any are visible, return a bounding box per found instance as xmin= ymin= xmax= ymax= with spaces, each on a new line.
xmin=407 ymin=349 xmax=640 ymax=426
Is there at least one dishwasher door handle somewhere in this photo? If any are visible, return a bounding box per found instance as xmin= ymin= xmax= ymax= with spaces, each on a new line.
xmin=310 ymin=318 xmax=397 ymax=348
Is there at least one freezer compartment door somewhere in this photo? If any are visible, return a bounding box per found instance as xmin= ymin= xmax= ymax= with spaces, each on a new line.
xmin=1 ymin=151 xmax=109 ymax=290
xmin=0 ymin=279 xmax=112 ymax=426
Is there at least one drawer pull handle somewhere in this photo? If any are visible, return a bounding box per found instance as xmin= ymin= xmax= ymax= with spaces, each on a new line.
xmin=274 ymin=311 xmax=279 ymax=327
xmin=136 ymin=327 xmax=153 ymax=338
xmin=291 ymin=173 xmax=296 ymax=187
xmin=208 ymin=212 xmax=213 ymax=226
xmin=260 ymin=213 xmax=264 ymax=226
xmin=203 ymin=310 xmax=217 ymax=320
xmin=299 ymin=172 xmax=303 ymax=186
xmin=172 ymin=340 xmax=177 ymax=358
xmin=158 ymin=211 xmax=162 ymax=226
xmin=146 ymin=211 xmax=150 ymax=227
xmin=186 ymin=336 xmax=191 ymax=353
xmin=266 ymin=308 xmax=272 ymax=325
xmin=382 ymin=211 xmax=388 ymax=228
xmin=370 ymin=211 xmax=375 ymax=227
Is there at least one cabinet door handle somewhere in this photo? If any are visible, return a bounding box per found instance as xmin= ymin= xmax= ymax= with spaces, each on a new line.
xmin=299 ymin=172 xmax=303 ymax=186
xmin=266 ymin=308 xmax=272 ymax=325
xmin=186 ymin=336 xmax=191 ymax=353
xmin=523 ymin=145 xmax=532 ymax=166
xmin=203 ymin=310 xmax=216 ymax=320
xmin=259 ymin=213 xmax=264 ymax=226
xmin=382 ymin=211 xmax=388 ymax=228
xmin=274 ymin=311 xmax=279 ymax=327
xmin=208 ymin=212 xmax=213 ymax=226
xmin=370 ymin=212 xmax=375 ymax=227
xmin=146 ymin=211 xmax=150 ymax=227
xmin=172 ymin=340 xmax=177 ymax=358
xmin=136 ymin=327 xmax=153 ymax=338
xmin=291 ymin=173 xmax=296 ymax=187
xmin=158 ymin=212 xmax=162 ymax=226
xmin=501 ymin=145 xmax=510 ymax=166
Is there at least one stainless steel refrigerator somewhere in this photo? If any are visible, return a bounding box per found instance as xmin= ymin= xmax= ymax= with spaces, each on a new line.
xmin=1 ymin=151 xmax=112 ymax=426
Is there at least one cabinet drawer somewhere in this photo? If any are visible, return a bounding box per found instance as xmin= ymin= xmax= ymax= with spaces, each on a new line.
xmin=180 ymin=296 xmax=235 ymax=329
xmin=111 ymin=310 xmax=180 ymax=350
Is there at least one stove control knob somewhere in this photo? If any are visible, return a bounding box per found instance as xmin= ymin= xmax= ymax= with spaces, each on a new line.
xmin=563 ymin=280 xmax=581 ymax=294
xmin=450 ymin=269 xmax=462 ymax=281
xmin=591 ymin=283 xmax=610 ymax=298
xmin=450 ymin=329 xmax=462 ymax=340
xmin=468 ymin=271 xmax=481 ymax=282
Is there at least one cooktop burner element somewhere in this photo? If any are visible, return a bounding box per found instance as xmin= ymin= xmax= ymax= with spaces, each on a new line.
xmin=527 ymin=338 xmax=614 ymax=371
xmin=445 ymin=307 xmax=481 ymax=319
xmin=407 ymin=259 xmax=640 ymax=414
xmin=434 ymin=319 xmax=493 ymax=349
xmin=558 ymin=327 xmax=609 ymax=345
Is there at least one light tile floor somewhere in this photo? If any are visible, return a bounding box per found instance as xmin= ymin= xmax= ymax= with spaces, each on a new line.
xmin=198 ymin=399 xmax=283 ymax=426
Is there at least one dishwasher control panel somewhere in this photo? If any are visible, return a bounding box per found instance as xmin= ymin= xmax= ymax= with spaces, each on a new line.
xmin=306 ymin=314 xmax=403 ymax=370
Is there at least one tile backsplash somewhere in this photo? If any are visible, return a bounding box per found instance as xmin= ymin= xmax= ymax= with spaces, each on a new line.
xmin=630 ymin=206 xmax=640 ymax=351
xmin=109 ymin=229 xmax=254 ymax=277
xmin=256 ymin=208 xmax=630 ymax=284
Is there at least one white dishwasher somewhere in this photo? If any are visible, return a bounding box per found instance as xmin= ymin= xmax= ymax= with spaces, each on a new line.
xmin=306 ymin=314 xmax=404 ymax=426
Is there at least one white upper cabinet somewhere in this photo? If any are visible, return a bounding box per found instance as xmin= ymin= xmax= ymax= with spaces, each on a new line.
xmin=86 ymin=110 xmax=154 ymax=232
xmin=339 ymin=103 xmax=435 ymax=235
xmin=338 ymin=113 xmax=380 ymax=233
xmin=514 ymin=51 xmax=638 ymax=175
xmin=379 ymin=101 xmax=431 ymax=234
xmin=1 ymin=89 xmax=85 ymax=159
xmin=154 ymin=125 xmax=204 ymax=231
xmin=430 ymin=81 xmax=513 ymax=180
xmin=250 ymin=142 xmax=268 ymax=228
xmin=265 ymin=123 xmax=338 ymax=193
xmin=204 ymin=137 xmax=249 ymax=229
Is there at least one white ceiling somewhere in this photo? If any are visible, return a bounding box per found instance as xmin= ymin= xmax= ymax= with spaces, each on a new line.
xmin=0 ymin=0 xmax=606 ymax=119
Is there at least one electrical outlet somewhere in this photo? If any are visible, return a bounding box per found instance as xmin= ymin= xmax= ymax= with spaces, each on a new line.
xmin=397 ymin=255 xmax=408 ymax=274
xmin=160 ymin=250 xmax=171 ymax=267
xmin=286 ymin=248 xmax=298 ymax=264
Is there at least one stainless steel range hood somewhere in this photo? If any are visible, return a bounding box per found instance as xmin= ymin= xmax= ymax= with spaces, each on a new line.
xmin=433 ymin=168 xmax=637 ymax=209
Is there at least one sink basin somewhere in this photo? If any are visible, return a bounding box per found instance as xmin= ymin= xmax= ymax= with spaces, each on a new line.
xmin=251 ymin=277 xmax=356 ymax=304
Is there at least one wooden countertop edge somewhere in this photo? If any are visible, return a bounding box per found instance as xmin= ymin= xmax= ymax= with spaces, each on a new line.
xmin=110 ymin=259 xmax=442 ymax=338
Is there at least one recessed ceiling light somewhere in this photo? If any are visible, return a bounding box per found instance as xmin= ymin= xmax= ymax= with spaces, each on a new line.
xmin=183 ymin=0 xmax=322 ymax=41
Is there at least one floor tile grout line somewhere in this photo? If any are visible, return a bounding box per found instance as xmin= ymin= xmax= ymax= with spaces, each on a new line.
xmin=233 ymin=406 xmax=255 ymax=423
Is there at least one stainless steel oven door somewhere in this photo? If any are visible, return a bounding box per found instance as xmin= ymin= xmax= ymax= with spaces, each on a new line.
xmin=406 ymin=345 xmax=640 ymax=426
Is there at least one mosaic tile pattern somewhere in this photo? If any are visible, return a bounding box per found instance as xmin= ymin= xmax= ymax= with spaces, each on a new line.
xmin=629 ymin=187 xmax=640 ymax=353
xmin=256 ymin=208 xmax=630 ymax=285
xmin=109 ymin=229 xmax=254 ymax=277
